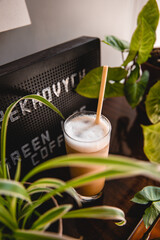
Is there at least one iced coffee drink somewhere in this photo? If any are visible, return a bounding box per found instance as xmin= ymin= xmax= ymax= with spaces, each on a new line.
xmin=63 ymin=111 xmax=111 ymax=200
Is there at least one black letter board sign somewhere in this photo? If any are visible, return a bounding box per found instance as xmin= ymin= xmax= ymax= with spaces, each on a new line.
xmin=0 ymin=36 xmax=100 ymax=178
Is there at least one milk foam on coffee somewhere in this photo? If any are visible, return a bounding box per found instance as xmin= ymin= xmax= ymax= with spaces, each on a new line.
xmin=64 ymin=114 xmax=110 ymax=153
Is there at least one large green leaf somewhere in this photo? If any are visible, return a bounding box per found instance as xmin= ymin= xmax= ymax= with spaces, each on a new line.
xmin=124 ymin=67 xmax=149 ymax=108
xmin=0 ymin=179 xmax=31 ymax=203
xmin=103 ymin=35 xmax=129 ymax=51
xmin=136 ymin=18 xmax=156 ymax=65
xmin=123 ymin=0 xmax=159 ymax=67
xmin=137 ymin=0 xmax=159 ymax=32
xmin=142 ymin=122 xmax=160 ymax=163
xmin=22 ymin=154 xmax=160 ymax=184
xmin=14 ymin=229 xmax=79 ymax=240
xmin=132 ymin=186 xmax=160 ymax=204
xmin=75 ymin=66 xmax=127 ymax=98
xmin=31 ymin=205 xmax=72 ymax=230
xmin=145 ymin=81 xmax=160 ymax=124
xmin=123 ymin=18 xmax=155 ymax=66
xmin=63 ymin=205 xmax=126 ymax=226
xmin=0 ymin=94 xmax=63 ymax=179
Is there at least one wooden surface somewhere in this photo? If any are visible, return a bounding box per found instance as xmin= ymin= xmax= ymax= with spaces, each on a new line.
xmin=60 ymin=97 xmax=159 ymax=240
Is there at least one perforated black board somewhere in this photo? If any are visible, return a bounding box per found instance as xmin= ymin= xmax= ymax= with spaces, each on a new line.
xmin=0 ymin=36 xmax=100 ymax=178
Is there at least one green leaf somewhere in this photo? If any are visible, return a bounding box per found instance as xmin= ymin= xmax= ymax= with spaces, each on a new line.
xmin=63 ymin=205 xmax=126 ymax=225
xmin=21 ymin=169 xmax=136 ymax=224
xmin=145 ymin=81 xmax=160 ymax=124
xmin=137 ymin=0 xmax=159 ymax=32
xmin=127 ymin=64 xmax=140 ymax=84
xmin=0 ymin=167 xmax=3 ymax=178
xmin=0 ymin=196 xmax=8 ymax=207
xmin=131 ymin=186 xmax=160 ymax=229
xmin=136 ymin=18 xmax=156 ymax=65
xmin=75 ymin=66 xmax=127 ymax=98
xmin=32 ymin=205 xmax=72 ymax=230
xmin=153 ymin=201 xmax=160 ymax=212
xmin=14 ymin=159 xmax=21 ymax=181
xmin=27 ymin=178 xmax=81 ymax=205
xmin=0 ymin=179 xmax=31 ymax=203
xmin=105 ymin=81 xmax=124 ymax=98
xmin=22 ymin=155 xmax=160 ymax=217
xmin=1 ymin=94 xmax=64 ymax=179
xmin=123 ymin=0 xmax=159 ymax=67
xmin=107 ymin=67 xmax=128 ymax=81
xmin=132 ymin=186 xmax=160 ymax=204
xmin=0 ymin=203 xmax=18 ymax=230
xmin=19 ymin=154 xmax=160 ymax=227
xmin=14 ymin=229 xmax=79 ymax=240
xmin=122 ymin=51 xmax=137 ymax=67
xmin=124 ymin=68 xmax=149 ymax=108
xmin=21 ymin=178 xmax=81 ymax=226
xmin=76 ymin=66 xmax=102 ymax=98
xmin=143 ymin=203 xmax=159 ymax=228
xmin=27 ymin=178 xmax=66 ymax=194
xmin=142 ymin=122 xmax=160 ymax=163
xmin=123 ymin=18 xmax=155 ymax=66
xmin=103 ymin=35 xmax=130 ymax=51
xmin=22 ymin=154 xmax=160 ymax=184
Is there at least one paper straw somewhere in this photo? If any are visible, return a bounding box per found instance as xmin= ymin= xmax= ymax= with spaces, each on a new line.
xmin=95 ymin=66 xmax=108 ymax=124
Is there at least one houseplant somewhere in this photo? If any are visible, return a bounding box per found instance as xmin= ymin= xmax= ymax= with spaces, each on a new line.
xmin=0 ymin=94 xmax=126 ymax=240
xmin=127 ymin=80 xmax=160 ymax=240
xmin=75 ymin=0 xmax=160 ymax=238
xmin=75 ymin=0 xmax=160 ymax=161
xmin=76 ymin=0 xmax=159 ymax=109
xmin=1 ymin=95 xmax=160 ymax=239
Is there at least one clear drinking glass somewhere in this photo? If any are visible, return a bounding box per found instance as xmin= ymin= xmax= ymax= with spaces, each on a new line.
xmin=63 ymin=111 xmax=111 ymax=202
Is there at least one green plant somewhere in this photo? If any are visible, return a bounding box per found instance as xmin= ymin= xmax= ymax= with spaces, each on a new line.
xmin=1 ymin=95 xmax=160 ymax=239
xmin=75 ymin=0 xmax=160 ymax=165
xmin=132 ymin=186 xmax=160 ymax=229
xmin=142 ymin=80 xmax=160 ymax=163
xmin=75 ymin=0 xmax=160 ymax=237
xmin=129 ymin=81 xmax=160 ymax=239
xmin=76 ymin=0 xmax=159 ymax=108
xmin=131 ymin=185 xmax=160 ymax=240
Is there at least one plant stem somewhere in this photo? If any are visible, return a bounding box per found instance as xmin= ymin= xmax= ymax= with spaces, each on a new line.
xmin=121 ymin=51 xmax=124 ymax=63
xmin=140 ymin=213 xmax=160 ymax=240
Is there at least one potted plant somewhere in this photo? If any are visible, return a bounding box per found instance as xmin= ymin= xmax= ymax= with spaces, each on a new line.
xmin=128 ymin=185 xmax=160 ymax=240
xmin=76 ymin=0 xmax=160 ymax=160
xmin=1 ymin=94 xmax=160 ymax=239
xmin=76 ymin=0 xmax=159 ymax=109
xmin=75 ymin=0 xmax=160 ymax=238
xmin=127 ymin=80 xmax=160 ymax=240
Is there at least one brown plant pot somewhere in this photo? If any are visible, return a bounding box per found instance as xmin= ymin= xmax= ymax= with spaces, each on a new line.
xmin=128 ymin=218 xmax=160 ymax=240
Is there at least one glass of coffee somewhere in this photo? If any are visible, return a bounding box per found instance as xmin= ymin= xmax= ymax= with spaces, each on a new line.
xmin=63 ymin=111 xmax=111 ymax=201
